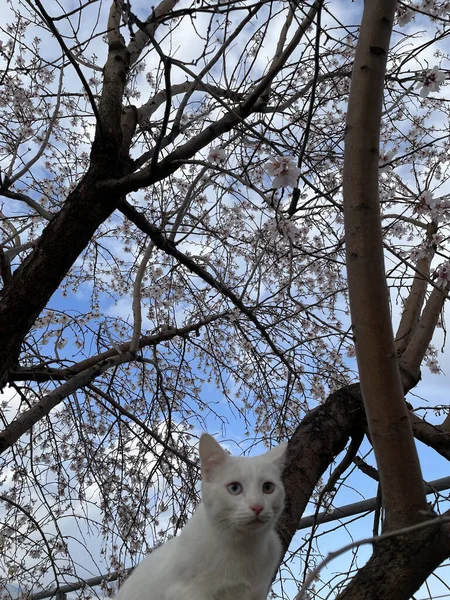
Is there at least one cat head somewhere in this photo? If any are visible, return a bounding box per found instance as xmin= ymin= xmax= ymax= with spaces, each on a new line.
xmin=199 ymin=433 xmax=287 ymax=535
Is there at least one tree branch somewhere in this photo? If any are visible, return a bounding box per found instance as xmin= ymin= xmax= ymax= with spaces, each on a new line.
xmin=117 ymin=199 xmax=297 ymax=378
xmin=343 ymin=0 xmax=427 ymax=529
xmin=395 ymin=222 xmax=437 ymax=354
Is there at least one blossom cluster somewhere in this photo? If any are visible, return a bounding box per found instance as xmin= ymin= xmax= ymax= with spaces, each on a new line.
xmin=397 ymin=1 xmax=450 ymax=26
xmin=264 ymin=155 xmax=301 ymax=188
xmin=416 ymin=66 xmax=446 ymax=98
xmin=415 ymin=190 xmax=450 ymax=221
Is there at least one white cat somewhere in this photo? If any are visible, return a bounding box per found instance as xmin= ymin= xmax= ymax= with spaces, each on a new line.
xmin=114 ymin=433 xmax=287 ymax=600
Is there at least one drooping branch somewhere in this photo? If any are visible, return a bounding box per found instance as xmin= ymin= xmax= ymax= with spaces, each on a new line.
xmin=0 ymin=350 xmax=135 ymax=455
xmin=343 ymin=0 xmax=427 ymax=529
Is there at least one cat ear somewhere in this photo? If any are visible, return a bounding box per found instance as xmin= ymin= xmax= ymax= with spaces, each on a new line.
xmin=199 ymin=433 xmax=228 ymax=481
xmin=265 ymin=442 xmax=288 ymax=470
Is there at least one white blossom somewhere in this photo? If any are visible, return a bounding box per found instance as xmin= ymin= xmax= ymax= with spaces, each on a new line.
xmin=208 ymin=146 xmax=227 ymax=164
xmin=264 ymin=155 xmax=301 ymax=188
xmin=397 ymin=6 xmax=415 ymax=26
xmin=416 ymin=190 xmax=434 ymax=214
xmin=265 ymin=217 xmax=301 ymax=241
xmin=415 ymin=190 xmax=450 ymax=222
xmin=416 ymin=65 xmax=446 ymax=97
xmin=435 ymin=262 xmax=450 ymax=288
xmin=379 ymin=148 xmax=396 ymax=172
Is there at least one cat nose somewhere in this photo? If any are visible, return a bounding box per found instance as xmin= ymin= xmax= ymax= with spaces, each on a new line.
xmin=250 ymin=504 xmax=264 ymax=516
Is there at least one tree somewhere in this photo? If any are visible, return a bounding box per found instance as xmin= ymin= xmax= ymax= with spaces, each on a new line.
xmin=1 ymin=0 xmax=450 ymax=597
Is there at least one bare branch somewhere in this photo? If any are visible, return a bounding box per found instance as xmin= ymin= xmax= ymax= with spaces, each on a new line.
xmin=395 ymin=222 xmax=437 ymax=354
xmin=400 ymin=283 xmax=448 ymax=377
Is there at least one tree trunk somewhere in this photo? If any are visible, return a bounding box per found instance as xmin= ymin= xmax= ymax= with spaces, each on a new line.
xmin=336 ymin=525 xmax=450 ymax=600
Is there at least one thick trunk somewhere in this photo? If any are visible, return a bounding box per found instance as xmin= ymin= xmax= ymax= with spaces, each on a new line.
xmin=279 ymin=383 xmax=450 ymax=600
xmin=0 ymin=170 xmax=118 ymax=387
xmin=336 ymin=525 xmax=450 ymax=600
xmin=343 ymin=0 xmax=426 ymax=529
xmin=278 ymin=384 xmax=366 ymax=552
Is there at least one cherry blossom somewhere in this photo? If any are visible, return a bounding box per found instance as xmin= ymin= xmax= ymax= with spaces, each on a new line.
xmin=1 ymin=0 xmax=450 ymax=595
xmin=435 ymin=262 xmax=450 ymax=288
xmin=415 ymin=190 xmax=450 ymax=221
xmin=265 ymin=217 xmax=301 ymax=241
xmin=397 ymin=6 xmax=415 ymax=26
xmin=264 ymin=155 xmax=301 ymax=188
xmin=207 ymin=146 xmax=227 ymax=164
xmin=379 ymin=148 xmax=396 ymax=172
xmin=416 ymin=65 xmax=446 ymax=97
xmin=415 ymin=190 xmax=435 ymax=214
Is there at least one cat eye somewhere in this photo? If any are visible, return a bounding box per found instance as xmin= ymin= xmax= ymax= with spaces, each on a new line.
xmin=262 ymin=481 xmax=275 ymax=494
xmin=227 ymin=482 xmax=243 ymax=495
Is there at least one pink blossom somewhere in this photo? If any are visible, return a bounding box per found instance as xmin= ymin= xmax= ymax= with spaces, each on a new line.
xmin=426 ymin=357 xmax=441 ymax=374
xmin=415 ymin=190 xmax=450 ymax=222
xmin=265 ymin=217 xmax=300 ymax=241
xmin=264 ymin=155 xmax=301 ymax=188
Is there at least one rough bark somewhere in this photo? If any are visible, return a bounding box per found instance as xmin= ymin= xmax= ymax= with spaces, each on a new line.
xmin=336 ymin=524 xmax=450 ymax=600
xmin=279 ymin=384 xmax=450 ymax=600
xmin=278 ymin=384 xmax=366 ymax=552
xmin=0 ymin=4 xmax=133 ymax=387
xmin=0 ymin=172 xmax=117 ymax=387
xmin=277 ymin=381 xmax=450 ymax=549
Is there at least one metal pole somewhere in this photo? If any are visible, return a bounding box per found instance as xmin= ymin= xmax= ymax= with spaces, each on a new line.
xmin=297 ymin=475 xmax=450 ymax=530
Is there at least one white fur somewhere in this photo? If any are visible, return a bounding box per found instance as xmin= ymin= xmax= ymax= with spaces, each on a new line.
xmin=115 ymin=434 xmax=287 ymax=600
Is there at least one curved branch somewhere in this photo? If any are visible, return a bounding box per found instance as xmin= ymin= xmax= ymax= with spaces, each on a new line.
xmin=0 ymin=189 xmax=54 ymax=221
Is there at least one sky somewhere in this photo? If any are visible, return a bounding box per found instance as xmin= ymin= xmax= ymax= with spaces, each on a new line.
xmin=1 ymin=0 xmax=450 ymax=598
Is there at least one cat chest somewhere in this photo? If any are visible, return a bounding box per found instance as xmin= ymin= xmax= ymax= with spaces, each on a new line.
xmin=177 ymin=554 xmax=269 ymax=600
